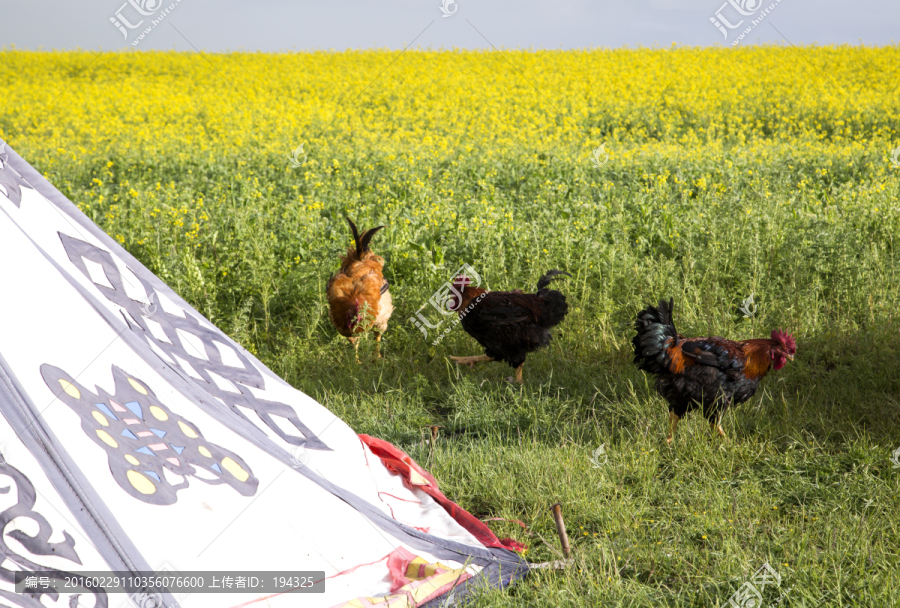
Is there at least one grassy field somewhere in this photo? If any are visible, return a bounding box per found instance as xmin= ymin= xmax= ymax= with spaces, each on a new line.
xmin=3 ymin=46 xmax=900 ymax=606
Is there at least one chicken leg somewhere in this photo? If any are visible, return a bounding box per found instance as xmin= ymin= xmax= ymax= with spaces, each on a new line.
xmin=449 ymin=354 xmax=494 ymax=368
xmin=666 ymin=412 xmax=680 ymax=445
xmin=505 ymin=364 xmax=524 ymax=384
xmin=348 ymin=336 xmax=360 ymax=363
xmin=710 ymin=418 xmax=727 ymax=439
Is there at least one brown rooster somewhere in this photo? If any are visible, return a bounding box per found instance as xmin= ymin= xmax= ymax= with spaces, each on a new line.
xmin=448 ymin=270 xmax=571 ymax=383
xmin=326 ymin=218 xmax=393 ymax=360
xmin=632 ymin=298 xmax=796 ymax=443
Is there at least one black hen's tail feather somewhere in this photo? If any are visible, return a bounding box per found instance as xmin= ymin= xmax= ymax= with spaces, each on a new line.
xmin=534 ymin=270 xmax=571 ymax=328
xmin=346 ymin=217 xmax=385 ymax=257
xmin=536 ymin=269 xmax=571 ymax=291
xmin=632 ymin=298 xmax=678 ymax=374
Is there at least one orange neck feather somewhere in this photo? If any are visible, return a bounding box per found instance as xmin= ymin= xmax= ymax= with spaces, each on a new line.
xmin=743 ymin=339 xmax=775 ymax=379
xmin=458 ymin=286 xmax=486 ymax=311
xmin=666 ymin=340 xmax=691 ymax=374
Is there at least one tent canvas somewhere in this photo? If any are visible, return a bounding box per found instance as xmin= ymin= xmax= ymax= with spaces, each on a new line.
xmin=0 ymin=139 xmax=528 ymax=608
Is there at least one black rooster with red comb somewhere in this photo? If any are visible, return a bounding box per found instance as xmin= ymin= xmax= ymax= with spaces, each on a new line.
xmin=633 ymin=298 xmax=797 ymax=444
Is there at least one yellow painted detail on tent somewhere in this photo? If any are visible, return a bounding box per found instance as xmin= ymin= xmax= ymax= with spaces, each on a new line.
xmin=149 ymin=405 xmax=168 ymax=421
xmin=406 ymin=556 xmax=449 ymax=579
xmin=128 ymin=378 xmax=148 ymax=395
xmin=221 ymin=457 xmax=249 ymax=482
xmin=198 ymin=446 xmax=211 ymax=458
xmin=408 ymin=469 xmax=429 ymax=486
xmin=127 ymin=470 xmax=156 ymax=495
xmin=178 ymin=421 xmax=198 ymax=438
xmin=332 ymin=559 xmax=469 ymax=607
xmin=406 ymin=568 xmax=466 ymax=604
xmin=92 ymin=411 xmax=109 ymax=427
xmin=125 ymin=454 xmax=140 ymax=465
xmin=96 ymin=430 xmax=117 ymax=448
xmin=59 ymin=379 xmax=80 ymax=399
xmin=406 ymin=556 xmax=428 ymax=579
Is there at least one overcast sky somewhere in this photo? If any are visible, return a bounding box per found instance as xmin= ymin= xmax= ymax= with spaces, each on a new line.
xmin=0 ymin=0 xmax=896 ymax=52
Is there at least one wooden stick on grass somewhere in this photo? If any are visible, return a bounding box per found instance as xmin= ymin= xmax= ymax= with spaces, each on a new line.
xmin=428 ymin=425 xmax=442 ymax=464
xmin=550 ymin=503 xmax=571 ymax=559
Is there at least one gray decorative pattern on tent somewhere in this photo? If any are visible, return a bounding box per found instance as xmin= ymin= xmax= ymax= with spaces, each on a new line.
xmin=40 ymin=364 xmax=259 ymax=506
xmin=0 ymin=461 xmax=108 ymax=608
xmin=0 ymin=138 xmax=530 ymax=605
xmin=0 ymin=144 xmax=33 ymax=208
xmin=0 ymin=352 xmax=175 ymax=607
xmin=58 ymin=233 xmax=330 ymax=453
xmin=3 ymin=206 xmax=511 ymax=566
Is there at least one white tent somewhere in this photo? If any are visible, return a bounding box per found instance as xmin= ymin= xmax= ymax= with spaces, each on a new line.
xmin=0 ymin=139 xmax=527 ymax=608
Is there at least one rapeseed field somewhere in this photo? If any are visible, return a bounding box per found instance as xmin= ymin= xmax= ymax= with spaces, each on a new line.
xmin=1 ymin=46 xmax=898 ymax=606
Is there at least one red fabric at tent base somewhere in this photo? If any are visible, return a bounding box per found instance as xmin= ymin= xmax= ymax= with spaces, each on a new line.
xmin=359 ymin=434 xmax=526 ymax=553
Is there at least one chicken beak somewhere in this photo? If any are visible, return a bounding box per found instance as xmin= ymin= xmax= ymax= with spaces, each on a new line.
xmin=787 ymin=354 xmax=794 ymax=361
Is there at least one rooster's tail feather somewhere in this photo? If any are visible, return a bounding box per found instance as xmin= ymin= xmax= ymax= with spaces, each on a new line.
xmin=346 ymin=217 xmax=385 ymax=258
xmin=536 ymin=269 xmax=571 ymax=291
xmin=534 ymin=270 xmax=570 ymax=328
xmin=632 ymin=298 xmax=678 ymax=374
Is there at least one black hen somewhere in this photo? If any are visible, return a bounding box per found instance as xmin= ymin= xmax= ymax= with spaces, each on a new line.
xmin=448 ymin=270 xmax=571 ymax=383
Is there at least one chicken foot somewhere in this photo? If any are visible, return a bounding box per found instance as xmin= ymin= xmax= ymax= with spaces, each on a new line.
xmin=347 ymin=336 xmax=361 ymax=363
xmin=448 ymin=354 xmax=494 ymax=368
xmin=666 ymin=412 xmax=680 ymax=445
xmin=505 ymin=364 xmax=524 ymax=384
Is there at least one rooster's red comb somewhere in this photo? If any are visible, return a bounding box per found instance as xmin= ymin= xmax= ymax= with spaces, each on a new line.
xmin=771 ymin=329 xmax=797 ymax=353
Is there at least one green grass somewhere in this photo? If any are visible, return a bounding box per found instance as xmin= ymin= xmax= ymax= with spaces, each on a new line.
xmin=21 ymin=141 xmax=900 ymax=607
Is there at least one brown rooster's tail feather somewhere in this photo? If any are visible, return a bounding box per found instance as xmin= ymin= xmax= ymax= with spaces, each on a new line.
xmin=346 ymin=217 xmax=362 ymax=257
xmin=346 ymin=217 xmax=384 ymax=258
xmin=358 ymin=225 xmax=385 ymax=253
